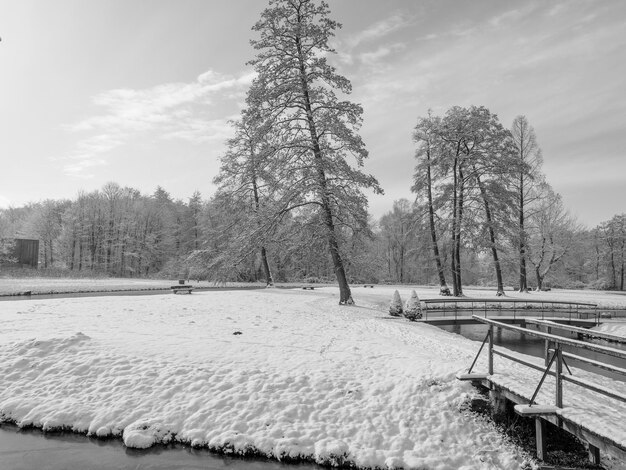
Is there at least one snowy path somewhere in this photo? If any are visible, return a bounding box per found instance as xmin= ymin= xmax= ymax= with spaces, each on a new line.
xmin=0 ymin=287 xmax=617 ymax=469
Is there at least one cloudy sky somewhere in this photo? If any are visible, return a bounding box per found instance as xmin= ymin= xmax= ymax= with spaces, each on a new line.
xmin=0 ymin=0 xmax=624 ymax=227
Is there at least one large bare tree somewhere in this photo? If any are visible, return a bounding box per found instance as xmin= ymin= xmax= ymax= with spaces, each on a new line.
xmin=248 ymin=0 xmax=382 ymax=304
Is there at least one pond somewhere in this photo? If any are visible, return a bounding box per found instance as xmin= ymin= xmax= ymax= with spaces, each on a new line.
xmin=0 ymin=286 xmax=266 ymax=302
xmin=0 ymin=423 xmax=320 ymax=470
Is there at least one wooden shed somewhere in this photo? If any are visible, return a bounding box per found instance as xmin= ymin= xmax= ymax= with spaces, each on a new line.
xmin=13 ymin=239 xmax=39 ymax=268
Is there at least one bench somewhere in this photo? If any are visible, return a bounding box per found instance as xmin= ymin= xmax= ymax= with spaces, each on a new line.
xmin=171 ymin=285 xmax=193 ymax=294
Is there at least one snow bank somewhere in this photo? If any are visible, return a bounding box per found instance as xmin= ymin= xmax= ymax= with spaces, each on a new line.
xmin=0 ymin=289 xmax=538 ymax=469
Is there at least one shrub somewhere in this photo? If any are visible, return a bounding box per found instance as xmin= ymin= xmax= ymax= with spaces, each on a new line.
xmin=389 ymin=290 xmax=403 ymax=316
xmin=404 ymin=290 xmax=422 ymax=321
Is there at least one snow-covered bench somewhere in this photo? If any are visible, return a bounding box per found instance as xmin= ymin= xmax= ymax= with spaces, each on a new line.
xmin=171 ymin=285 xmax=193 ymax=294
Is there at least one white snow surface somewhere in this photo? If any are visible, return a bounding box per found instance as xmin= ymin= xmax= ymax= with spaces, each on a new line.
xmin=0 ymin=288 xmax=539 ymax=469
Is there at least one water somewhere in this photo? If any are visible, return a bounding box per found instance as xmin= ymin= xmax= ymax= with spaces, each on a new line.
xmin=0 ymin=286 xmax=266 ymax=302
xmin=439 ymin=323 xmax=626 ymax=382
xmin=0 ymin=424 xmax=320 ymax=470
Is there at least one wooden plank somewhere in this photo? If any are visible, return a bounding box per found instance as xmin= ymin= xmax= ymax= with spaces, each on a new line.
xmin=473 ymin=315 xmax=626 ymax=359
xmin=456 ymin=373 xmax=490 ymax=381
xmin=527 ymin=319 xmax=625 ymax=343
xmin=536 ymin=418 xmax=547 ymax=461
xmin=514 ymin=404 xmax=559 ymax=416
xmin=588 ymin=443 xmax=601 ymax=464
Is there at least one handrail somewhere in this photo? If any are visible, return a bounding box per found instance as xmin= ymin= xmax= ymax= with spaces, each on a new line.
xmin=527 ymin=319 xmax=626 ymax=344
xmin=464 ymin=314 xmax=626 ymax=413
xmin=560 ymin=351 xmax=626 ymax=377
xmin=423 ymin=298 xmax=597 ymax=307
xmin=472 ymin=316 xmax=626 ymax=359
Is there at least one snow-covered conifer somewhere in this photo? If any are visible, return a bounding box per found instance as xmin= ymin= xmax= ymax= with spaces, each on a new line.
xmin=389 ymin=290 xmax=403 ymax=316
xmin=404 ymin=290 xmax=422 ymax=321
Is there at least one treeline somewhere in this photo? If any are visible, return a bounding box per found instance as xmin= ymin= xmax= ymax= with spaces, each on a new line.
xmin=0 ymin=182 xmax=375 ymax=282
xmin=0 ymin=174 xmax=624 ymax=291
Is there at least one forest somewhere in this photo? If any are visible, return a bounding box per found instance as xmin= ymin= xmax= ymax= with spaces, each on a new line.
xmin=1 ymin=0 xmax=624 ymax=295
xmin=0 ymin=132 xmax=624 ymax=294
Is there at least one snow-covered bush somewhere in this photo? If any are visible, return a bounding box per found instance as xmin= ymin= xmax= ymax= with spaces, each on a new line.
xmin=389 ymin=290 xmax=403 ymax=316
xmin=404 ymin=290 xmax=422 ymax=321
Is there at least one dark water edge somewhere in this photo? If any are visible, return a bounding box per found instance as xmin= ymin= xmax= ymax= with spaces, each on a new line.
xmin=0 ymin=422 xmax=324 ymax=470
xmin=0 ymin=285 xmax=268 ymax=301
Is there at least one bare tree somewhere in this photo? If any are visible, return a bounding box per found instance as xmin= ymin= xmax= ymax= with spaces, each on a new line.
xmin=511 ymin=116 xmax=544 ymax=292
xmin=527 ymin=185 xmax=578 ymax=291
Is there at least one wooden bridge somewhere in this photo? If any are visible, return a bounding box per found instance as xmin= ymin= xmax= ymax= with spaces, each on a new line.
xmin=419 ymin=298 xmax=603 ymax=327
xmin=457 ymin=315 xmax=626 ymax=465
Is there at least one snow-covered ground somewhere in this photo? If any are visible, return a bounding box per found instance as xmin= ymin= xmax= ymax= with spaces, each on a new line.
xmin=0 ymin=286 xmax=624 ymax=469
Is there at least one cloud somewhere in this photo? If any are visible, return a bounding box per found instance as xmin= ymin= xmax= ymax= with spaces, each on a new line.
xmin=63 ymin=157 xmax=108 ymax=179
xmin=62 ymin=70 xmax=255 ymax=177
xmin=347 ymin=13 xmax=413 ymax=48
xmin=358 ymin=43 xmax=406 ymax=67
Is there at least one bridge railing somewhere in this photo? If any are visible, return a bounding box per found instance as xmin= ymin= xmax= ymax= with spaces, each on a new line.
xmin=464 ymin=315 xmax=626 ymax=410
xmin=421 ymin=298 xmax=598 ymax=323
xmin=459 ymin=314 xmax=626 ymax=463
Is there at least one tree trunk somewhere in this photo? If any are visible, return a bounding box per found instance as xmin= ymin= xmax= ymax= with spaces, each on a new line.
xmin=610 ymin=250 xmax=616 ymax=288
xmin=454 ymin=165 xmax=465 ymax=296
xmin=619 ymin=241 xmax=625 ymax=290
xmin=295 ymin=32 xmax=352 ymax=304
xmin=450 ymin=159 xmax=459 ymax=296
xmin=425 ymin=145 xmax=450 ymax=295
xmin=78 ymin=238 xmax=83 ymax=271
xmin=260 ymin=246 xmax=274 ymax=287
xmin=535 ymin=266 xmax=543 ymax=291
xmin=475 ymin=172 xmax=505 ymax=296
xmin=519 ymin=169 xmax=528 ymax=292
xmin=250 ymin=145 xmax=274 ymax=287
xmin=69 ymin=236 xmax=76 ymax=270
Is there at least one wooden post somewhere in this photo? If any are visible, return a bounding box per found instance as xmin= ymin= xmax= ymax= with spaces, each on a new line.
xmin=544 ymin=326 xmax=552 ymax=367
xmin=489 ymin=389 xmax=507 ymax=416
xmin=588 ymin=443 xmax=601 ymax=464
xmin=488 ymin=325 xmax=494 ymax=375
xmin=555 ymin=346 xmax=563 ymax=408
xmin=535 ymin=418 xmax=547 ymax=460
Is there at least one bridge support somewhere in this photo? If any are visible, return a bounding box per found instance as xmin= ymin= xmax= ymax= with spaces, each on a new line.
xmin=489 ymin=389 xmax=507 ymax=416
xmin=535 ymin=418 xmax=547 ymax=461
xmin=588 ymin=443 xmax=601 ymax=465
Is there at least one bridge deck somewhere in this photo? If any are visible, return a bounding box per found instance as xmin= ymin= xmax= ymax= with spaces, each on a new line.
xmin=459 ymin=319 xmax=626 ymax=464
xmin=420 ymin=315 xmax=598 ymax=328
xmin=472 ymin=360 xmax=626 ymax=463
